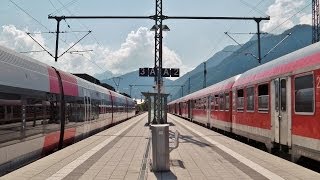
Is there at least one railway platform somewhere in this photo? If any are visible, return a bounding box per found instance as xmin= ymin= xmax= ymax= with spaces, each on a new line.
xmin=2 ymin=113 xmax=319 ymax=180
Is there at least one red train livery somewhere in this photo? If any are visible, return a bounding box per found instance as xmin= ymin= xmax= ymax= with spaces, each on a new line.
xmin=168 ymin=42 xmax=320 ymax=162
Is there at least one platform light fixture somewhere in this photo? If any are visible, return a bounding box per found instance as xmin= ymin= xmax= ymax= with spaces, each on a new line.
xmin=150 ymin=25 xmax=170 ymax=31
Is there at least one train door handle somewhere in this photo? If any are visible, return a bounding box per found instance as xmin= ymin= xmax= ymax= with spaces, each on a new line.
xmin=278 ymin=115 xmax=282 ymax=120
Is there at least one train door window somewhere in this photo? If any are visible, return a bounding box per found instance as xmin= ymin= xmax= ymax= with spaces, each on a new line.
xmin=258 ymin=83 xmax=269 ymax=111
xmin=210 ymin=96 xmax=214 ymax=111
xmin=246 ymin=87 xmax=255 ymax=112
xmin=232 ymin=90 xmax=236 ymax=111
xmin=237 ymin=89 xmax=244 ymax=111
xmin=225 ymin=93 xmax=230 ymax=111
xmin=295 ymin=74 xmax=314 ymax=113
xmin=280 ymin=79 xmax=287 ymax=111
xmin=202 ymin=98 xmax=206 ymax=110
xmin=274 ymin=80 xmax=279 ymax=111
xmin=214 ymin=95 xmax=219 ymax=111
xmin=219 ymin=94 xmax=225 ymax=111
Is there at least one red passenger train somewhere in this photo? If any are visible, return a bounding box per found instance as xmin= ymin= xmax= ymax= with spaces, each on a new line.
xmin=0 ymin=45 xmax=136 ymax=173
xmin=168 ymin=42 xmax=320 ymax=162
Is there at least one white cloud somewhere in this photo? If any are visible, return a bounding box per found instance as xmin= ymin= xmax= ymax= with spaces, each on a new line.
xmin=0 ymin=25 xmax=186 ymax=77
xmin=0 ymin=25 xmax=45 ymax=52
xmin=262 ymin=0 xmax=307 ymax=33
xmin=299 ymin=13 xmax=312 ymax=25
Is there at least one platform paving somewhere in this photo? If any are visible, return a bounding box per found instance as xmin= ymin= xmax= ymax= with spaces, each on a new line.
xmin=1 ymin=113 xmax=320 ymax=180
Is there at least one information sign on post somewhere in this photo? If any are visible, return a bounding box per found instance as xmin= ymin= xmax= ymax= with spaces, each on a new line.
xmin=148 ymin=68 xmax=157 ymax=77
xmin=161 ymin=68 xmax=171 ymax=77
xmin=139 ymin=68 xmax=149 ymax=77
xmin=139 ymin=67 xmax=180 ymax=77
xmin=170 ymin=68 xmax=180 ymax=77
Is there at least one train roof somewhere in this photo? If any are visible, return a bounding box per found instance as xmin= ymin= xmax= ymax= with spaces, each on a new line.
xmin=0 ymin=45 xmax=50 ymax=74
xmin=181 ymin=74 xmax=240 ymax=100
xmin=233 ymin=41 xmax=320 ymax=87
xmin=0 ymin=45 xmax=132 ymax=101
xmin=167 ymin=74 xmax=240 ymax=104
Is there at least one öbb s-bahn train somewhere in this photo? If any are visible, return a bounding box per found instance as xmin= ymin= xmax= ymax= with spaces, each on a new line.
xmin=168 ymin=41 xmax=320 ymax=163
xmin=0 ymin=45 xmax=135 ymax=173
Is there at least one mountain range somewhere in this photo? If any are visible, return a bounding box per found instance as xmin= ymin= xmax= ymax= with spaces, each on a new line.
xmin=94 ymin=24 xmax=312 ymax=101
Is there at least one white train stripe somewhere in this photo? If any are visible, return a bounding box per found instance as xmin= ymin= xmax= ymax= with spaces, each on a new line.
xmin=46 ymin=117 xmax=142 ymax=180
xmin=170 ymin=115 xmax=284 ymax=180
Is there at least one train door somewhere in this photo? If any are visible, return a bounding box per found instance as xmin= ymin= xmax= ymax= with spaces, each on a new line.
xmin=206 ymin=96 xmax=211 ymax=127
xmin=83 ymin=89 xmax=92 ymax=134
xmin=271 ymin=78 xmax=292 ymax=147
xmin=188 ymin=100 xmax=191 ymax=119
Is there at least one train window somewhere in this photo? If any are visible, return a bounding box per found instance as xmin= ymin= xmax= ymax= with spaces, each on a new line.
xmin=0 ymin=106 xmax=4 ymax=119
xmin=237 ymin=89 xmax=244 ymax=111
xmin=246 ymin=87 xmax=254 ymax=111
xmin=219 ymin=94 xmax=225 ymax=111
xmin=225 ymin=93 xmax=230 ymax=111
xmin=258 ymin=83 xmax=269 ymax=111
xmin=281 ymin=79 xmax=287 ymax=111
xmin=12 ymin=106 xmax=21 ymax=119
xmin=295 ymin=74 xmax=314 ymax=113
xmin=25 ymin=98 xmax=45 ymax=137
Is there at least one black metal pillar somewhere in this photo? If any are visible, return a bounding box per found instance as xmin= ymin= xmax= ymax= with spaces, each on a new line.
xmin=188 ymin=77 xmax=191 ymax=94
xmin=153 ymin=0 xmax=164 ymax=124
xmin=203 ymin=62 xmax=207 ymax=88
xmin=54 ymin=19 xmax=61 ymax=62
xmin=129 ymin=85 xmax=133 ymax=97
xmin=313 ymin=0 xmax=320 ymax=43
xmin=181 ymin=85 xmax=184 ymax=97
xmin=255 ymin=19 xmax=262 ymax=64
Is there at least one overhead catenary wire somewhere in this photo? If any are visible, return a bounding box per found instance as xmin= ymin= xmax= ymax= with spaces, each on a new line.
xmin=9 ymin=0 xmax=111 ymax=80
xmin=48 ymin=0 xmax=80 ymax=16
xmin=55 ymin=0 xmax=103 ymax=47
xmin=238 ymin=0 xmax=266 ymax=16
xmin=235 ymin=2 xmax=312 ymax=60
xmin=201 ymin=0 xmax=266 ymax=64
xmin=9 ymin=0 xmax=50 ymax=31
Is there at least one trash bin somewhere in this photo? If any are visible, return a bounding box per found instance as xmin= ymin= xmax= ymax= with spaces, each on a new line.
xmin=150 ymin=124 xmax=169 ymax=171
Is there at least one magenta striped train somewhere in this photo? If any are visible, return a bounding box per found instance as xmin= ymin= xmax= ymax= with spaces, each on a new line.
xmin=0 ymin=45 xmax=136 ymax=173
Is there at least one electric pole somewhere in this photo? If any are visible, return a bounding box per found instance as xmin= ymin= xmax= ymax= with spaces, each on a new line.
xmin=313 ymin=0 xmax=320 ymax=43
xmin=203 ymin=62 xmax=207 ymax=88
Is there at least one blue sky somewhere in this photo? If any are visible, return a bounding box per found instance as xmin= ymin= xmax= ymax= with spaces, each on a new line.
xmin=0 ymin=0 xmax=312 ymax=78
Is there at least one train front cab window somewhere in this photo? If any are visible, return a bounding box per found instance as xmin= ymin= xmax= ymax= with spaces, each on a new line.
xmin=258 ymin=83 xmax=269 ymax=112
xmin=294 ymin=74 xmax=314 ymax=114
xmin=246 ymin=87 xmax=255 ymax=112
xmin=237 ymin=89 xmax=244 ymax=111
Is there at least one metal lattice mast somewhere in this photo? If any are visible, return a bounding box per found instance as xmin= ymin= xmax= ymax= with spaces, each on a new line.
xmin=153 ymin=0 xmax=163 ymax=124
xmin=313 ymin=0 xmax=320 ymax=43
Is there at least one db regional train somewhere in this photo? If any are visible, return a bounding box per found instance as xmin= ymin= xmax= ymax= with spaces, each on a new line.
xmin=0 ymin=45 xmax=136 ymax=173
xmin=168 ymin=41 xmax=320 ymax=163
